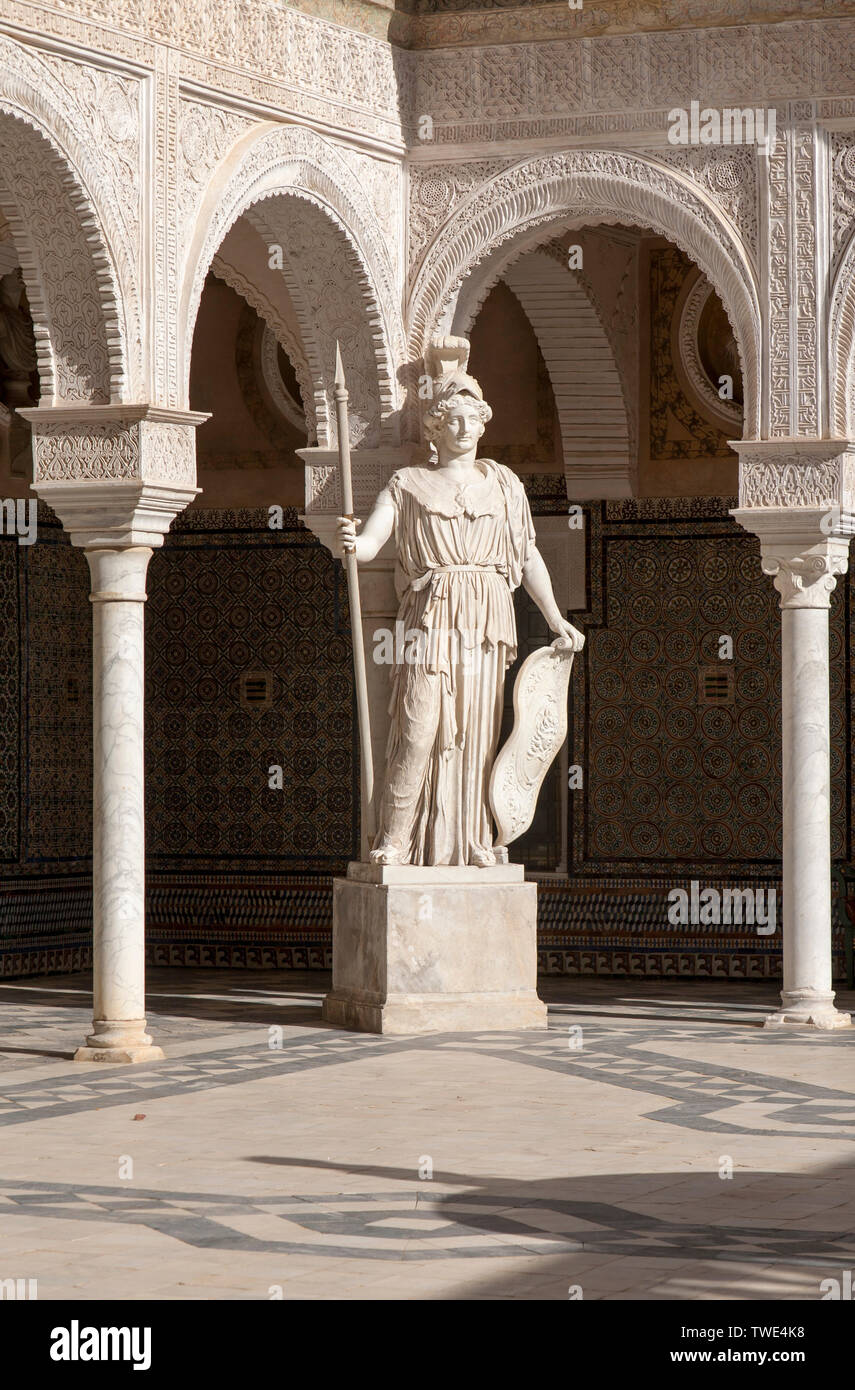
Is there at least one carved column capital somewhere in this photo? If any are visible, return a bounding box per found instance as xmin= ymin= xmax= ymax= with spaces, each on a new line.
xmin=732 ymin=501 xmax=851 ymax=609
xmin=19 ymin=404 xmax=208 ymax=548
xmin=761 ymin=545 xmax=850 ymax=609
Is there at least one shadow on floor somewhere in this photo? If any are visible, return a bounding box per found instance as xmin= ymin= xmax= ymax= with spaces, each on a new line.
xmin=236 ymin=1153 xmax=855 ymax=1299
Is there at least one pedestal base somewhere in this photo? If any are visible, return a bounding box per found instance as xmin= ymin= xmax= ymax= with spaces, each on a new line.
xmin=323 ymin=863 xmax=547 ymax=1036
xmin=763 ymin=989 xmax=852 ymax=1030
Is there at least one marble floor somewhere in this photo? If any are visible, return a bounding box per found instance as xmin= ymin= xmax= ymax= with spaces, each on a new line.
xmin=1 ymin=970 xmax=855 ymax=1300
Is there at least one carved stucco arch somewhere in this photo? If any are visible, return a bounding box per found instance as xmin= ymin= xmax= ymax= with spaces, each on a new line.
xmin=180 ymin=123 xmax=403 ymax=444
xmin=211 ymin=235 xmax=316 ymax=443
xmin=407 ymin=150 xmax=761 ymax=440
xmin=829 ymin=228 xmax=855 ymax=436
xmin=0 ymin=48 xmax=134 ymax=403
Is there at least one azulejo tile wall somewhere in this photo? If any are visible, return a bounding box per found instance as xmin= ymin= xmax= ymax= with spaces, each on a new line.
xmin=143 ymin=506 xmax=356 ymax=969
xmin=542 ymin=496 xmax=848 ymax=979
xmin=0 ymin=499 xmax=851 ymax=980
xmin=0 ymin=507 xmax=93 ymax=978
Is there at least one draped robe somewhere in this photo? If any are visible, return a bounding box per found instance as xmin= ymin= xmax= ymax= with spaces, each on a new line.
xmin=373 ymin=459 xmax=536 ymax=866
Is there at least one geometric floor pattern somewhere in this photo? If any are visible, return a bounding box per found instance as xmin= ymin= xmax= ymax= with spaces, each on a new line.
xmin=2 ymin=971 xmax=855 ymax=1299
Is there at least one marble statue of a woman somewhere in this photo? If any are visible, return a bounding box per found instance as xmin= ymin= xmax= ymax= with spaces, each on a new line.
xmin=338 ymin=367 xmax=584 ymax=869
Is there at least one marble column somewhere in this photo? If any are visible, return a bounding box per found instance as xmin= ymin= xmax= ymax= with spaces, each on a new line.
xmin=733 ymin=441 xmax=855 ymax=1029
xmin=79 ymin=546 xmax=157 ymax=1060
xmin=23 ymin=404 xmax=206 ymax=1060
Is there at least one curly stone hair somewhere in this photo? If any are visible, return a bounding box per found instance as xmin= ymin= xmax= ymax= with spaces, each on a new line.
xmin=422 ymin=390 xmax=493 ymax=445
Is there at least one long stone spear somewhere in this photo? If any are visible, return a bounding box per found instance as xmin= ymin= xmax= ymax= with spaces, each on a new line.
xmin=334 ymin=342 xmax=376 ymax=846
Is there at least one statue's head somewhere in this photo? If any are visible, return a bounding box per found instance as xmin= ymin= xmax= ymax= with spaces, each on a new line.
xmin=421 ymin=335 xmax=492 ymax=461
xmin=423 ymin=383 xmax=493 ymax=459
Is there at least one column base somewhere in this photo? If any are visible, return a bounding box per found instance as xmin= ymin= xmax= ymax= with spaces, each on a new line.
xmin=74 ymin=1019 xmax=165 ymax=1063
xmin=73 ymin=1044 xmax=166 ymax=1064
xmin=763 ymin=990 xmax=852 ymax=1031
xmin=324 ymin=863 xmax=547 ymax=1036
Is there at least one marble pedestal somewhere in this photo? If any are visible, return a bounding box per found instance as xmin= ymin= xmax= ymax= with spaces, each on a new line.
xmin=322 ymin=863 xmax=547 ymax=1035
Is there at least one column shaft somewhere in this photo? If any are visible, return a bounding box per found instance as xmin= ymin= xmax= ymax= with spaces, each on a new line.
xmin=732 ymin=487 xmax=852 ymax=1030
xmin=781 ymin=604 xmax=834 ymax=1006
xmin=770 ymin=592 xmax=849 ymax=1028
xmin=75 ymin=548 xmax=163 ymax=1063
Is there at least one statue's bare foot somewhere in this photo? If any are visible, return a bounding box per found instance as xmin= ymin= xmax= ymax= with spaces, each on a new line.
xmin=370 ymin=839 xmax=403 ymax=865
xmin=471 ymin=848 xmax=496 ymax=868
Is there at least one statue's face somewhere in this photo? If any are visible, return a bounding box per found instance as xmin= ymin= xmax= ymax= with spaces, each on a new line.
xmin=438 ymin=398 xmax=484 ymax=457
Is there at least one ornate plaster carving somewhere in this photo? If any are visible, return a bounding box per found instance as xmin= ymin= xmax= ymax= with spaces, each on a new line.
xmin=177 ymin=101 xmax=259 ymax=252
xmin=300 ymin=445 xmax=414 ymax=516
xmin=247 ymin=199 xmax=383 ymax=448
xmin=734 ymin=441 xmax=855 ymax=512
xmin=831 ymin=135 xmax=855 ymax=265
xmin=408 ymin=159 xmax=515 ymax=272
xmin=25 ymin=407 xmax=205 ymax=486
xmin=741 ymin=459 xmax=842 ymax=509
xmin=407 ymin=149 xmax=761 ymax=438
xmin=0 ymin=35 xmax=138 ymax=403
xmin=180 ymin=124 xmax=403 ymax=443
xmin=402 ymin=2 xmax=855 ymax=50
xmin=829 ymin=209 xmax=855 ymax=437
xmin=211 ymin=249 xmax=316 ymax=443
xmin=676 ymin=273 xmax=744 ymax=432
xmin=404 ymin=20 xmax=855 ymax=146
xmin=34 ymin=48 xmax=142 ymax=371
xmin=2 ymin=0 xmax=402 ymax=138
xmin=258 ymin=325 xmax=305 ymax=434
xmin=653 ymin=146 xmax=758 ymax=266
xmin=333 ymin=146 xmax=405 ymax=289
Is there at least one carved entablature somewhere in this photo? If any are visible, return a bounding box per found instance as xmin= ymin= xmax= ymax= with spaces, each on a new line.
xmin=404 ymin=1 xmax=855 ymax=50
xmin=404 ymin=21 xmax=855 ymax=148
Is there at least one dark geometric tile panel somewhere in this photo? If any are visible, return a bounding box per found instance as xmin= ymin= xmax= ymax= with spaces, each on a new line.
xmin=145 ymin=510 xmax=357 ymax=870
xmin=0 ymin=500 xmax=851 ymax=981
